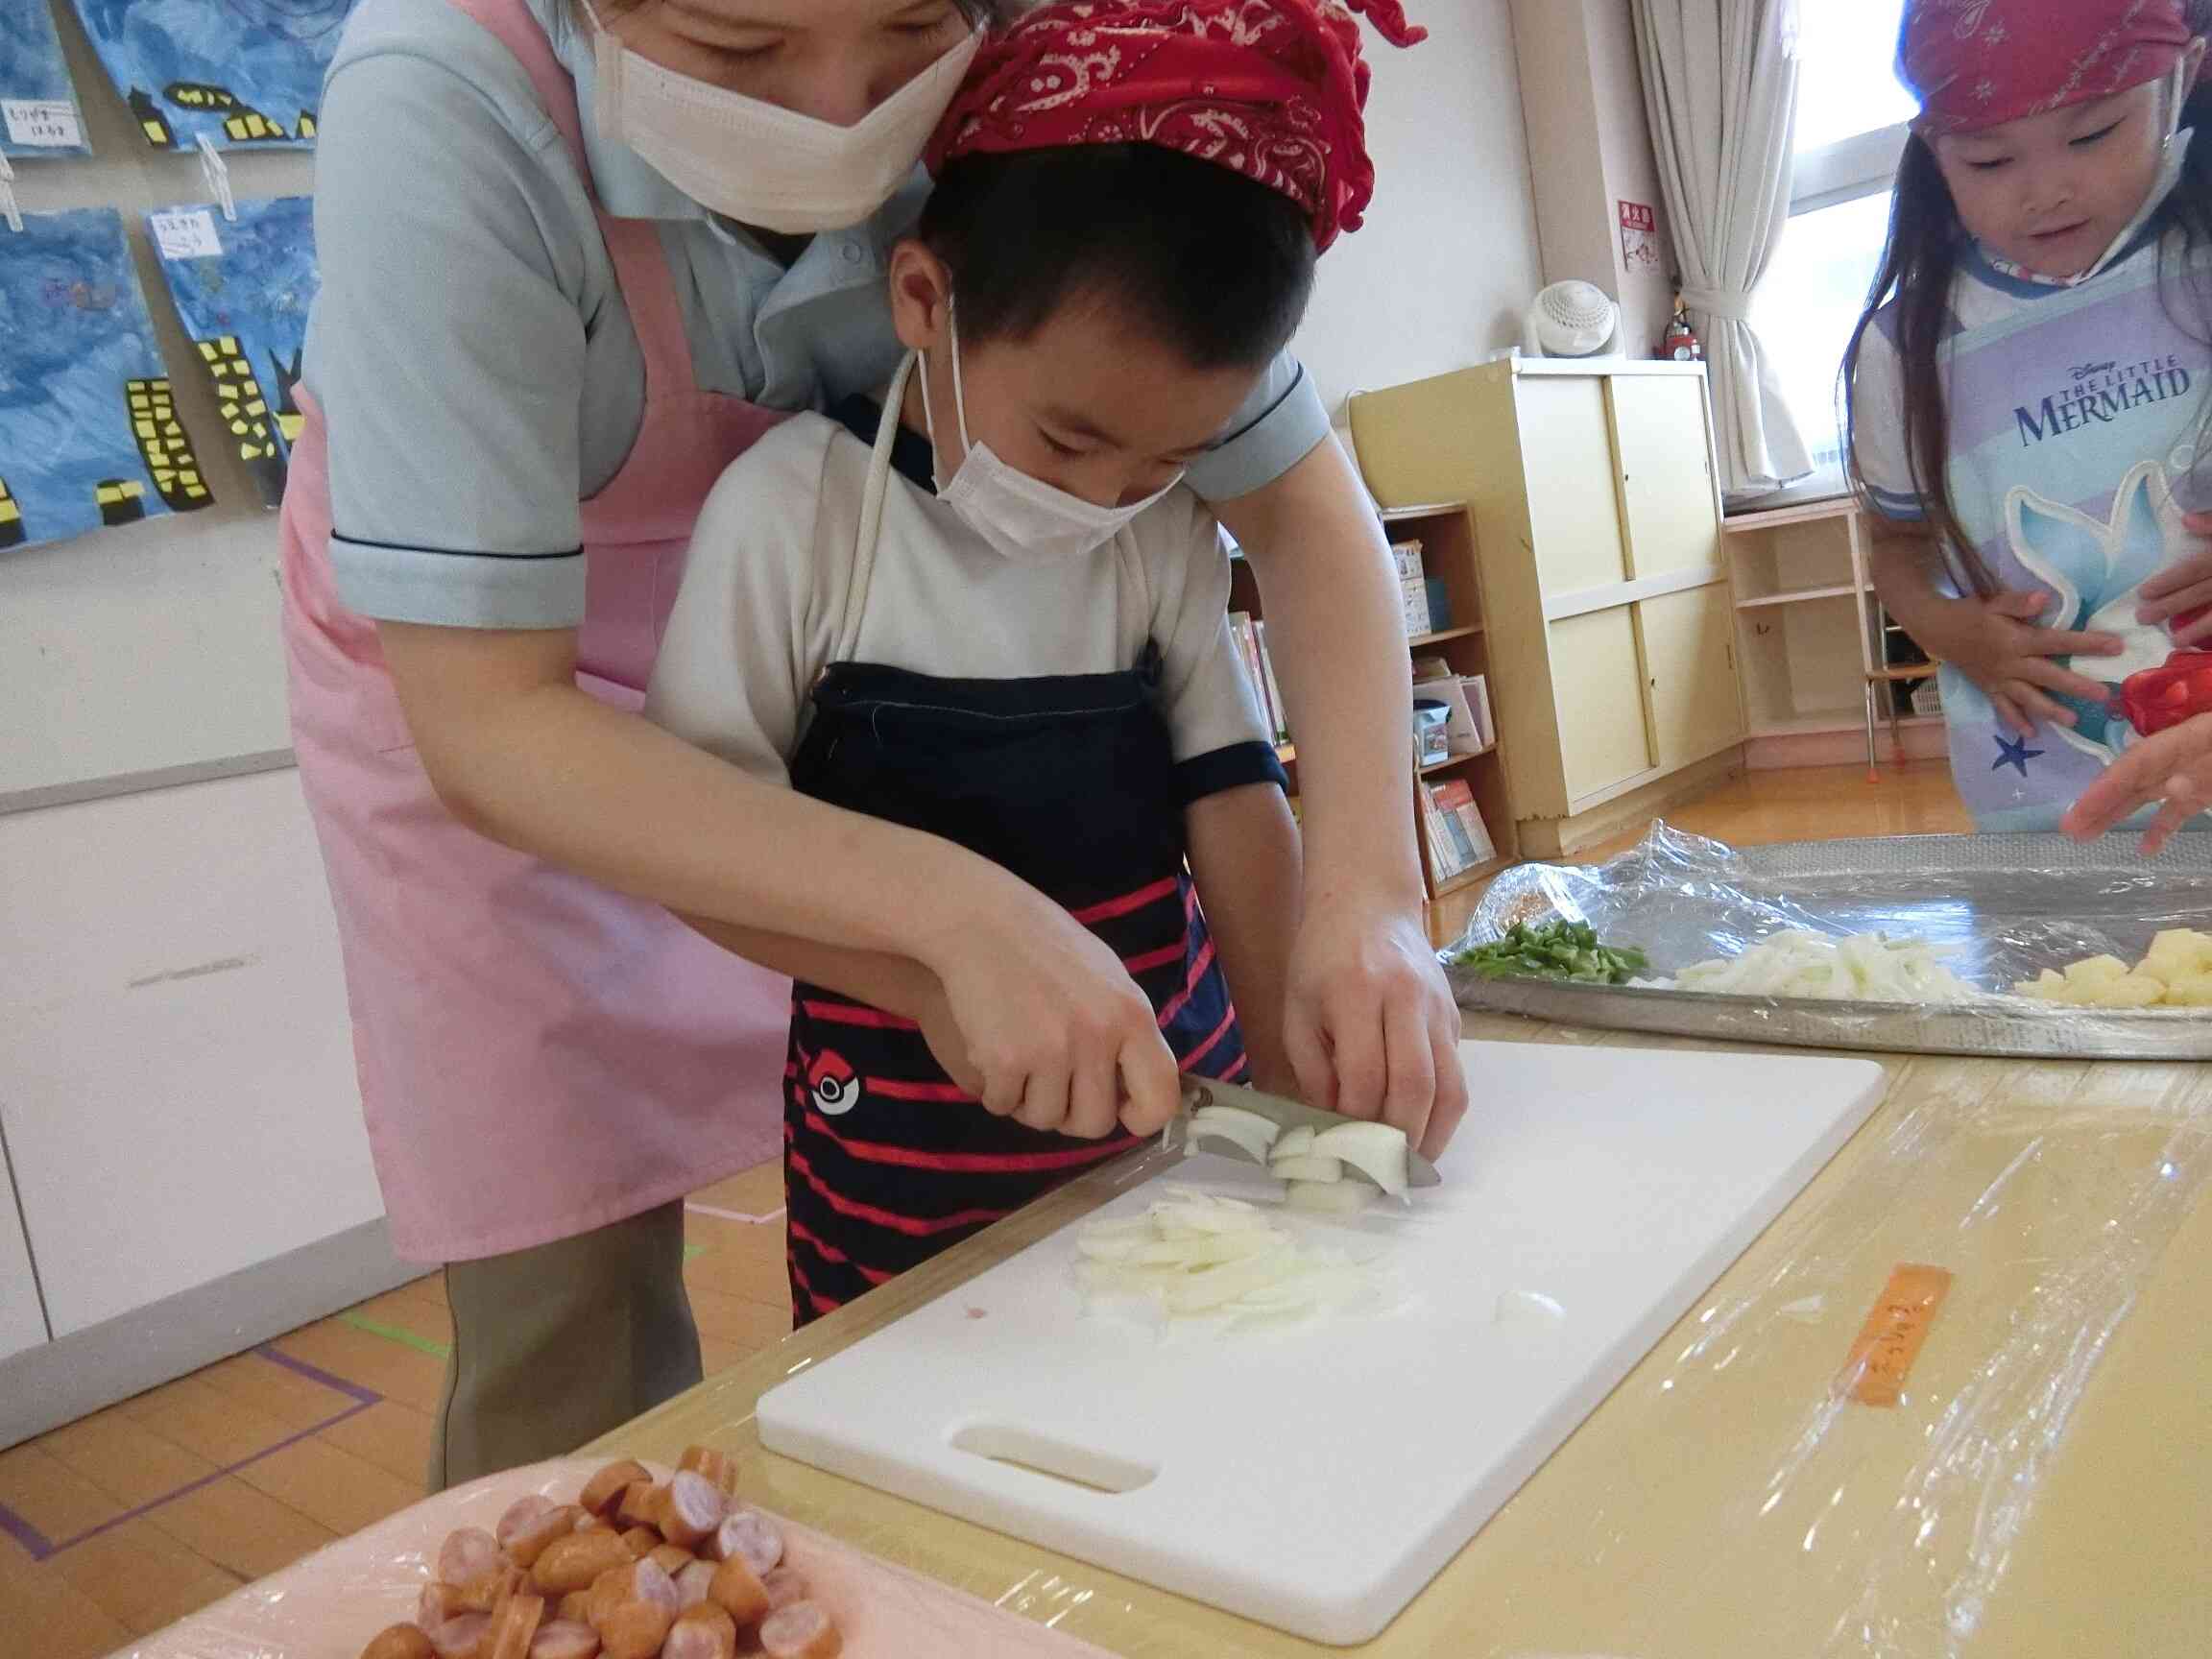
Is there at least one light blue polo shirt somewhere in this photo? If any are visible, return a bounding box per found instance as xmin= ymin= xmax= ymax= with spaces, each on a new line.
xmin=305 ymin=0 xmax=1330 ymax=629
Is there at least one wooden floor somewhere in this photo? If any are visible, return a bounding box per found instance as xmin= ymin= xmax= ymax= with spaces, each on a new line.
xmin=0 ymin=761 xmax=1967 ymax=1656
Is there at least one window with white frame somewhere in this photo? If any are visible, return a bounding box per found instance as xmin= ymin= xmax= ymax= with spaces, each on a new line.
xmin=1752 ymin=0 xmax=1917 ymax=479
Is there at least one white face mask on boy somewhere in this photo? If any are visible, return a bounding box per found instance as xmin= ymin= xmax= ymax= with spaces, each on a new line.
xmin=917 ymin=301 xmax=1185 ymax=563
xmin=590 ymin=20 xmax=979 ymax=233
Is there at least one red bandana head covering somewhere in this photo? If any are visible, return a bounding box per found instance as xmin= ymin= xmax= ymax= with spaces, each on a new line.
xmin=924 ymin=0 xmax=1425 ymax=251
xmin=1900 ymin=0 xmax=2208 ymax=135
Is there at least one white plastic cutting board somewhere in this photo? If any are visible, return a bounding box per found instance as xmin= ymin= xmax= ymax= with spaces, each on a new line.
xmin=758 ymin=1040 xmax=1886 ymax=1646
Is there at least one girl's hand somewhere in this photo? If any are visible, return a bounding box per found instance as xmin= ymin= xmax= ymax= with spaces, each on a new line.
xmin=1282 ymin=900 xmax=1468 ymax=1162
xmin=2133 ymin=515 xmax=2212 ymax=646
xmin=1919 ymin=587 xmax=2123 ymax=738
xmin=2061 ymin=711 xmax=2212 ymax=854
xmin=919 ymin=895 xmax=1181 ymax=1142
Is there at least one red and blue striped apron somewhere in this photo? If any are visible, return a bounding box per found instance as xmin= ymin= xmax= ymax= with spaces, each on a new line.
xmin=778 ymin=375 xmax=1253 ymax=1324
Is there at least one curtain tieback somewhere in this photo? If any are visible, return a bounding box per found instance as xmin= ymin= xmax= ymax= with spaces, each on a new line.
xmin=1680 ymin=287 xmax=1752 ymax=324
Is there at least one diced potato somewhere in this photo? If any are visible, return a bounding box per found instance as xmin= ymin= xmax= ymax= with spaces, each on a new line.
xmin=2087 ymin=974 xmax=2166 ymax=1008
xmin=2063 ymin=955 xmax=2131 ymax=984
xmin=2139 ymin=927 xmax=2212 ymax=985
xmin=2016 ymin=970 xmax=2071 ymax=1001
xmin=2162 ymin=973 xmax=2212 ymax=1007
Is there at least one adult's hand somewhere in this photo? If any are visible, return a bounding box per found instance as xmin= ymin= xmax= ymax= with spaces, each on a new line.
xmin=1281 ymin=900 xmax=1467 ymax=1162
xmin=2061 ymin=711 xmax=2212 ymax=854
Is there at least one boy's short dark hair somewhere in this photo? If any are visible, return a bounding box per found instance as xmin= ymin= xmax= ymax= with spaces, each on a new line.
xmin=916 ymin=144 xmax=1318 ymax=370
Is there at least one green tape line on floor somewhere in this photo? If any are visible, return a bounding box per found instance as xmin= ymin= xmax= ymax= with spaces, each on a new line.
xmin=685 ymin=1243 xmax=707 ymax=1261
xmin=340 ymin=1311 xmax=452 ymax=1359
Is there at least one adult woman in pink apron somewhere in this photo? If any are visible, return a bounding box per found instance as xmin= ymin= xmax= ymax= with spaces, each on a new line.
xmin=286 ymin=0 xmax=1466 ymax=1483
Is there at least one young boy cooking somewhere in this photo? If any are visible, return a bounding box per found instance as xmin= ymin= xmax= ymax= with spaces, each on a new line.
xmin=646 ymin=0 xmax=1423 ymax=1321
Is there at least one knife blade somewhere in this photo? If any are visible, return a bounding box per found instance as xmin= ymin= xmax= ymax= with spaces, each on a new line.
xmin=1169 ymin=1077 xmax=1443 ymax=1190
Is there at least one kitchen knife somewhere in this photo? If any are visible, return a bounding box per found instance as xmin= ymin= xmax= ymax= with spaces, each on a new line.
xmin=1170 ymin=1076 xmax=1443 ymax=1189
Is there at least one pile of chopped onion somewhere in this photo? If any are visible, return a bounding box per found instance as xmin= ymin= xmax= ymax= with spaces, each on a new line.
xmin=1652 ymin=929 xmax=1980 ymax=1002
xmin=1073 ymin=1189 xmax=1378 ymax=1327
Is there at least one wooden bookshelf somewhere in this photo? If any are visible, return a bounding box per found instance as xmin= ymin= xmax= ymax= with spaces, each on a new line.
xmin=1229 ymin=501 xmax=1517 ymax=902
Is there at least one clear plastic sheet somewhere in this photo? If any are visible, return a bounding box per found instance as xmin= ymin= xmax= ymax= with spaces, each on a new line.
xmin=566 ymin=1066 xmax=2212 ymax=1659
xmin=1443 ymin=824 xmax=2212 ymax=1058
xmin=114 ymin=1456 xmax=1118 ymax=1659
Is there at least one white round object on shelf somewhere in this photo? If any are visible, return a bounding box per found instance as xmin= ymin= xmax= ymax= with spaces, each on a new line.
xmin=1522 ymin=280 xmax=1623 ymax=359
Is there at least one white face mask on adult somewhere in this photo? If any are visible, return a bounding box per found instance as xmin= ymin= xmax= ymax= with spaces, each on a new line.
xmin=917 ymin=301 xmax=1185 ymax=562
xmin=590 ymin=21 xmax=980 ymax=233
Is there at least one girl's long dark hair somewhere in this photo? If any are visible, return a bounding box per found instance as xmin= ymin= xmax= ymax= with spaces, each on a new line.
xmin=1843 ymin=81 xmax=2212 ymax=596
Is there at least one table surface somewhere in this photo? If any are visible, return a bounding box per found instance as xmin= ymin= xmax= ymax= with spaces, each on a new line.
xmin=586 ymin=1017 xmax=2212 ymax=1657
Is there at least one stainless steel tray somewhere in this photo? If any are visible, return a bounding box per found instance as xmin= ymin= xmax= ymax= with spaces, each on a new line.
xmin=1446 ymin=830 xmax=2212 ymax=1060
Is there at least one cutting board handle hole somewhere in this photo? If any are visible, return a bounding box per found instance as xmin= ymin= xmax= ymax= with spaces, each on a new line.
xmin=950 ymin=1423 xmax=1158 ymax=1496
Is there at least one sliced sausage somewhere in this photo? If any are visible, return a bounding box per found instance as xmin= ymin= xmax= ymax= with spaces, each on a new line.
xmin=758 ymin=1602 xmax=841 ymax=1659
xmin=706 ymin=1511 xmax=782 ymax=1579
xmin=496 ymin=1497 xmax=557 ymax=1547
xmin=504 ymin=1503 xmax=585 ymax=1570
xmin=596 ymin=1600 xmax=675 ymax=1659
xmin=705 ymin=1556 xmax=768 ymax=1626
xmin=579 ymin=1460 xmax=653 ymax=1520
xmin=662 ymin=1603 xmax=736 ymax=1659
xmin=363 ymin=1623 xmax=437 ymax=1659
xmin=673 ymin=1559 xmax=717 ymax=1609
xmin=658 ymin=1471 xmax=727 ymax=1551
xmin=420 ymin=1583 xmax=469 ymax=1631
xmin=648 ymin=1542 xmax=695 ymax=1578
xmin=458 ymin=1567 xmax=525 ymax=1616
xmin=439 ymin=1528 xmax=505 ymax=1589
xmin=615 ymin=1480 xmax=666 ymax=1534
xmin=427 ymin=1613 xmax=493 ymax=1659
xmin=531 ymin=1530 xmax=636 ymax=1597
xmin=628 ymin=1557 xmax=681 ymax=1616
xmin=676 ymin=1446 xmax=737 ymax=1497
xmin=759 ymin=1568 xmax=805 ymax=1614
xmin=487 ymin=1591 xmax=545 ymax=1659
xmin=526 ymin=1621 xmax=601 ymax=1659
xmin=617 ymin=1527 xmax=660 ymax=1561
xmin=553 ymin=1593 xmax=592 ymax=1626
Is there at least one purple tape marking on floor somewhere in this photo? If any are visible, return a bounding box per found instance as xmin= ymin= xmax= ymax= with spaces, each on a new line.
xmin=257 ymin=1341 xmax=382 ymax=1406
xmin=0 ymin=1346 xmax=387 ymax=1562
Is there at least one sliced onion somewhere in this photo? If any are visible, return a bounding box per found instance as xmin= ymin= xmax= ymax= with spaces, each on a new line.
xmin=1188 ymin=1105 xmax=1281 ymax=1165
xmin=1284 ymin=1180 xmax=1379 ymax=1214
xmin=1072 ymin=1190 xmax=1381 ymax=1325
xmin=1268 ymin=1153 xmax=1345 ymax=1183
xmin=1268 ymin=1125 xmax=1317 ymax=1162
xmin=1309 ymin=1121 xmax=1410 ymax=1197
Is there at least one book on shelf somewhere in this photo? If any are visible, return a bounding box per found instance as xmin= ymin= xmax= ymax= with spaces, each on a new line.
xmin=1421 ymin=784 xmax=1468 ymax=883
xmin=1227 ymin=611 xmax=1289 ymax=744
xmin=1253 ymin=619 xmax=1290 ymax=744
xmin=1463 ymin=674 xmax=1495 ymax=747
xmin=1390 ymin=539 xmax=1426 ymax=583
xmin=1401 ymin=575 xmax=1432 ymax=636
xmin=1427 ymin=777 xmax=1496 ymax=872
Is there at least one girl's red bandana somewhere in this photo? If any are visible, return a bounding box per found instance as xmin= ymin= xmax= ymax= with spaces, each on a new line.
xmin=1901 ymin=0 xmax=2207 ymax=135
xmin=925 ymin=0 xmax=1424 ymax=250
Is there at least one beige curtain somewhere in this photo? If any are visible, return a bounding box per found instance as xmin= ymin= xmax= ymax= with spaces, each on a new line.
xmin=1633 ymin=0 xmax=1812 ymax=494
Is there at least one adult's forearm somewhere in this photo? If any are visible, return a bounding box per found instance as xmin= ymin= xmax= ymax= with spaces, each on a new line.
xmin=1214 ymin=438 xmax=1423 ymax=911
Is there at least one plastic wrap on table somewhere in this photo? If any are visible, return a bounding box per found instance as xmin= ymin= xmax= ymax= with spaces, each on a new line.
xmin=112 ymin=1456 xmax=1117 ymax=1659
xmin=1442 ymin=823 xmax=2212 ymax=1059
xmin=549 ymin=1083 xmax=2212 ymax=1659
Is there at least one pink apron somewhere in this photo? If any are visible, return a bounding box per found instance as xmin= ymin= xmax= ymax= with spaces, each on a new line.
xmin=280 ymin=0 xmax=791 ymax=1262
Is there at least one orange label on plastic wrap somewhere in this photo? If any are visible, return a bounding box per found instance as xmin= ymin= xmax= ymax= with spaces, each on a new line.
xmin=1839 ymin=1263 xmax=1953 ymax=1407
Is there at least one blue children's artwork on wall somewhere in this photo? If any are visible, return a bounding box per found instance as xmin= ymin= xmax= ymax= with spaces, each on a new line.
xmin=0 ymin=207 xmax=215 ymax=552
xmin=0 ymin=0 xmax=93 ymax=157
xmin=67 ymin=0 xmax=358 ymax=151
xmin=147 ymin=195 xmax=318 ymax=506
